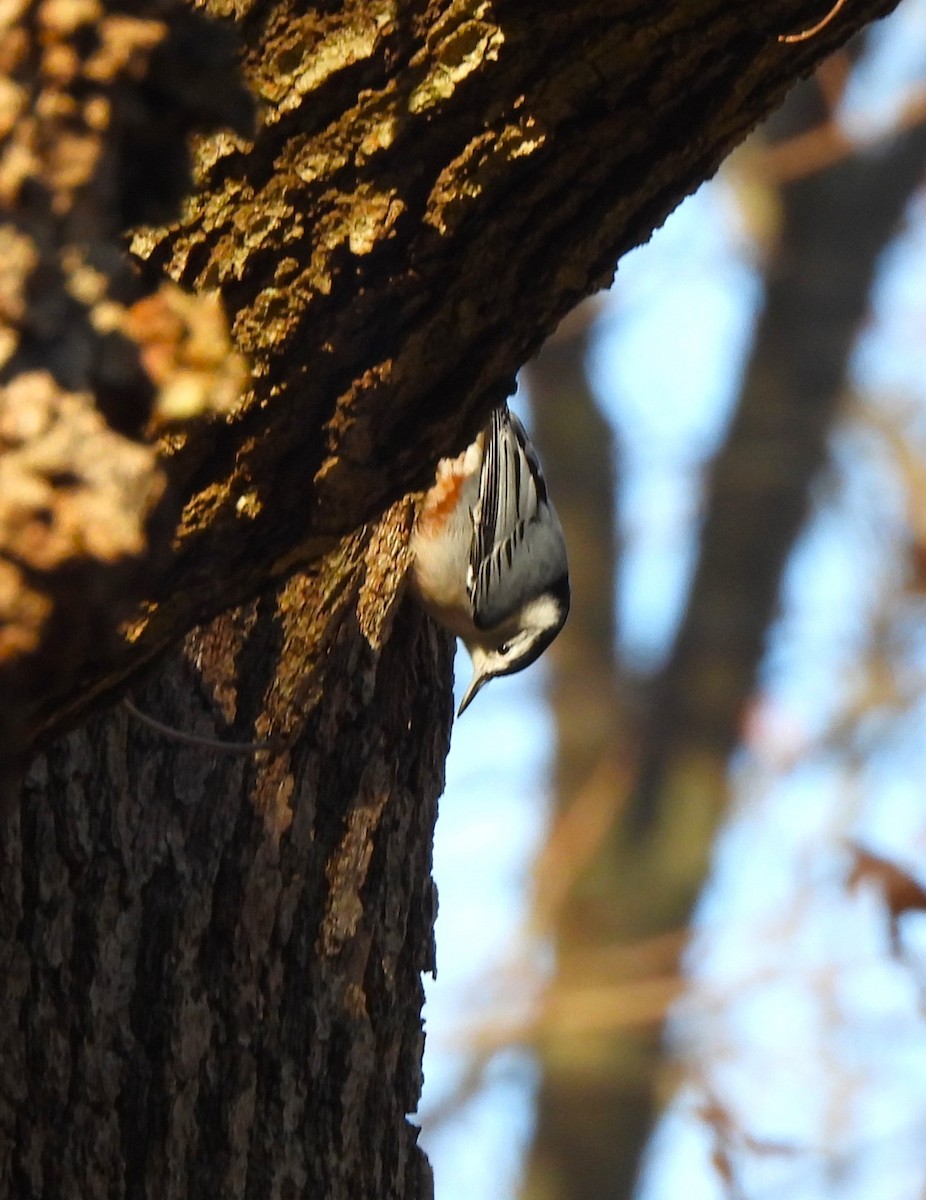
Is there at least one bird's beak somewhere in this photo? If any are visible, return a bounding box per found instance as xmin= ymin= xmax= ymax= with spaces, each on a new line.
xmin=457 ymin=669 xmax=488 ymax=716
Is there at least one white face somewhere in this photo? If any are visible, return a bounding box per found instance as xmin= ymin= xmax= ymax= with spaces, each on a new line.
xmin=457 ymin=594 xmax=567 ymax=715
xmin=518 ymin=594 xmax=565 ymax=637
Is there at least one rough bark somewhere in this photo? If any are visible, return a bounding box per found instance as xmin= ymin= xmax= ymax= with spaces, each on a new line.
xmin=2 ymin=0 xmax=904 ymax=762
xmin=1 ymin=502 xmax=453 ymax=1199
xmin=0 ymin=0 xmax=253 ymax=777
xmin=0 ymin=3 xmax=914 ymax=1199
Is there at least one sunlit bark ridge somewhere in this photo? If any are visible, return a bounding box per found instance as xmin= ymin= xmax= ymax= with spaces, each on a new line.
xmin=0 ymin=2 xmax=907 ymax=1198
xmin=1 ymin=0 xmax=902 ymax=757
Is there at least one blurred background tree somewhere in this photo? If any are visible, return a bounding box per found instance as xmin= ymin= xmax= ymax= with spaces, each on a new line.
xmin=418 ymin=3 xmax=926 ymax=1198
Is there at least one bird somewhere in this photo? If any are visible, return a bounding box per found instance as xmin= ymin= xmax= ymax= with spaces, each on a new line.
xmin=410 ymin=404 xmax=570 ymax=715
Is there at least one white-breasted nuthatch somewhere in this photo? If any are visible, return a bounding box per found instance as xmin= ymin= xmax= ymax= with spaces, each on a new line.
xmin=410 ymin=404 xmax=570 ymax=715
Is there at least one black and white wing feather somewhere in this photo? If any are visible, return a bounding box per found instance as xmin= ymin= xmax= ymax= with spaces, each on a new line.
xmin=467 ymin=407 xmax=566 ymax=631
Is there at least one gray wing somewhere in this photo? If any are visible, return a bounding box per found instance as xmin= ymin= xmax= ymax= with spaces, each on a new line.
xmin=468 ymin=407 xmax=563 ymax=630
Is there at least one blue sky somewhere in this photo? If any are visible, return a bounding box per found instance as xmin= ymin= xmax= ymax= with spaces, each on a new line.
xmin=417 ymin=8 xmax=926 ymax=1196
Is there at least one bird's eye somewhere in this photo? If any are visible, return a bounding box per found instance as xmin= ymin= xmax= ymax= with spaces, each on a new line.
xmin=499 ymin=641 xmax=511 ymax=656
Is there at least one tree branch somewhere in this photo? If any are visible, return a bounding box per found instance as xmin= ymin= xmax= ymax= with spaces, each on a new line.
xmin=3 ymin=0 xmax=904 ymax=759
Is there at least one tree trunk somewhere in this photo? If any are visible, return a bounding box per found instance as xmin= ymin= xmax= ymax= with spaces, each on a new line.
xmin=0 ymin=2 xmax=912 ymax=1197
xmin=523 ymin=322 xmax=658 ymax=1200
xmin=634 ymin=55 xmax=926 ymax=820
xmin=519 ymin=52 xmax=926 ymax=1200
xmin=2 ymin=504 xmax=452 ymax=1198
xmin=2 ymin=0 xmax=902 ymax=760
